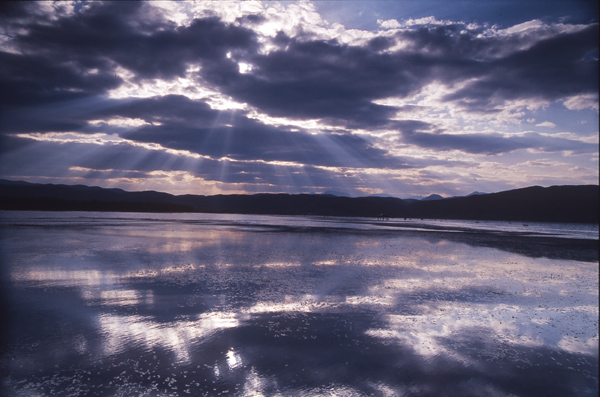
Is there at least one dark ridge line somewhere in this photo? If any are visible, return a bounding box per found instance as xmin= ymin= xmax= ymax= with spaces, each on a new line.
xmin=1 ymin=179 xmax=598 ymax=224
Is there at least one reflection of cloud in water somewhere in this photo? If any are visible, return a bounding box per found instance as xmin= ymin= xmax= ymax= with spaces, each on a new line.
xmin=12 ymin=263 xmax=203 ymax=287
xmin=242 ymin=293 xmax=394 ymax=314
xmin=559 ymin=334 xmax=599 ymax=356
xmin=2 ymin=213 xmax=598 ymax=396
xmin=257 ymin=261 xmax=300 ymax=268
xmin=98 ymin=312 xmax=239 ymax=363
xmin=98 ymin=289 xmax=150 ymax=306
xmin=11 ymin=269 xmax=118 ymax=286
xmin=368 ymin=302 xmax=598 ymax=360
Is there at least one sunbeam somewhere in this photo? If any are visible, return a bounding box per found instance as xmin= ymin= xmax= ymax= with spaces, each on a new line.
xmin=0 ymin=0 xmax=596 ymax=197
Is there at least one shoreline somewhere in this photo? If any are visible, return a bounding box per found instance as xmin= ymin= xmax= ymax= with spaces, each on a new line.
xmin=2 ymin=211 xmax=598 ymax=263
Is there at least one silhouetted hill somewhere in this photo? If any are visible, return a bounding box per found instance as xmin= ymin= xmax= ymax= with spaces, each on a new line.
xmin=1 ymin=180 xmax=597 ymax=223
xmin=171 ymin=193 xmax=413 ymax=218
xmin=0 ymin=180 xmax=192 ymax=213
xmin=421 ymin=194 xmax=444 ymax=201
xmin=410 ymin=185 xmax=598 ymax=223
xmin=322 ymin=190 xmax=351 ymax=197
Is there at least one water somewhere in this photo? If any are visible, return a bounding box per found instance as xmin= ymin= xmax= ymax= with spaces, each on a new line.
xmin=1 ymin=211 xmax=598 ymax=396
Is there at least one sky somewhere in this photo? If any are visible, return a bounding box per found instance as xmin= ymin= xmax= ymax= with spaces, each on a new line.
xmin=0 ymin=1 xmax=598 ymax=198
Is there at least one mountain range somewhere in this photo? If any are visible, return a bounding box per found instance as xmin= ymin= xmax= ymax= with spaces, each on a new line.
xmin=0 ymin=179 xmax=598 ymax=223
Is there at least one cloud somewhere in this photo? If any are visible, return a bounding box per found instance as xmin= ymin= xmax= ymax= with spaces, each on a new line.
xmin=441 ymin=24 xmax=599 ymax=111
xmin=197 ymin=34 xmax=424 ymax=128
xmin=0 ymin=50 xmax=121 ymax=108
xmin=108 ymin=96 xmax=409 ymax=169
xmin=396 ymin=120 xmax=597 ymax=155
xmin=3 ymin=2 xmax=596 ymax=131
xmin=10 ymin=3 xmax=258 ymax=80
xmin=0 ymin=1 xmax=597 ymax=196
xmin=563 ymin=94 xmax=600 ymax=111
xmin=377 ymin=19 xmax=402 ymax=29
xmin=535 ymin=121 xmax=556 ymax=128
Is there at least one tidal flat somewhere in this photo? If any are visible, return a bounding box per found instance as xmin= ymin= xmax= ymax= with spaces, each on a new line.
xmin=0 ymin=211 xmax=598 ymax=396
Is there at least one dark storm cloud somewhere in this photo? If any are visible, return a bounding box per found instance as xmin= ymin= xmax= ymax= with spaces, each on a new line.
xmin=197 ymin=19 xmax=598 ymax=127
xmin=0 ymin=75 xmax=119 ymax=135
xmin=9 ymin=2 xmax=258 ymax=81
xmin=4 ymin=1 xmax=597 ymax=125
xmin=200 ymin=35 xmax=432 ymax=127
xmin=0 ymin=1 xmax=29 ymax=19
xmin=98 ymin=95 xmax=218 ymax=126
xmin=0 ymin=3 xmax=256 ymax=136
xmin=396 ymin=120 xmax=597 ymax=155
xmin=1 ymin=0 xmax=597 ymax=172
xmin=0 ymin=51 xmax=120 ymax=108
xmin=440 ymin=24 xmax=599 ymax=110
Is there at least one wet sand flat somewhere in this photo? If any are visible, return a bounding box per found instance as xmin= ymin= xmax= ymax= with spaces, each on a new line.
xmin=1 ymin=212 xmax=598 ymax=396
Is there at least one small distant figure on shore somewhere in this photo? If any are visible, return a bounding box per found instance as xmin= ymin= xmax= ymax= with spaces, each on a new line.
xmin=377 ymin=213 xmax=388 ymax=221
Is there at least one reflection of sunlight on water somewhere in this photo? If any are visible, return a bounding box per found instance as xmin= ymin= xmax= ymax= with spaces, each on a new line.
xmin=300 ymin=385 xmax=365 ymax=397
xmin=11 ymin=263 xmax=205 ymax=287
xmin=11 ymin=269 xmax=118 ymax=286
xmin=242 ymin=368 xmax=268 ymax=397
xmin=244 ymin=297 xmax=321 ymax=313
xmin=243 ymin=293 xmax=396 ymax=313
xmin=345 ymin=295 xmax=394 ymax=306
xmin=147 ymin=240 xmax=195 ymax=253
xmin=98 ymin=312 xmax=239 ymax=364
xmin=238 ymin=369 xmax=369 ymax=397
xmin=129 ymin=263 xmax=204 ymax=278
xmin=259 ymin=261 xmax=300 ymax=268
xmin=226 ymin=349 xmax=242 ymax=370
xmin=84 ymin=289 xmax=155 ymax=306
xmin=313 ymin=260 xmax=337 ymax=266
xmin=100 ymin=289 xmax=143 ymax=306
